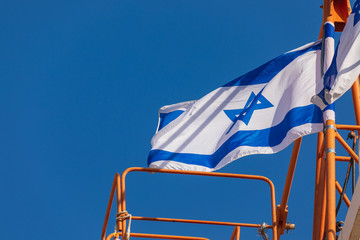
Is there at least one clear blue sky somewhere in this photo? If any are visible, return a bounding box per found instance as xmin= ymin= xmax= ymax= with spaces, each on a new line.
xmin=1 ymin=0 xmax=358 ymax=239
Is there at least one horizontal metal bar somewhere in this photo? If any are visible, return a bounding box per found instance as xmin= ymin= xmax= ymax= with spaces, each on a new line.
xmin=336 ymin=156 xmax=352 ymax=162
xmin=131 ymin=216 xmax=272 ymax=228
xmin=336 ymin=124 xmax=360 ymax=130
xmin=106 ymin=232 xmax=210 ymax=240
xmin=131 ymin=233 xmax=210 ymax=240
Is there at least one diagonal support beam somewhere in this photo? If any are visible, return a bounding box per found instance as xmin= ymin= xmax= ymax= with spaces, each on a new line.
xmin=335 ymin=132 xmax=359 ymax=164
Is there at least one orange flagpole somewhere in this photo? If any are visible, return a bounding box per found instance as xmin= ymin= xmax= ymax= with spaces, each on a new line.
xmin=325 ymin=119 xmax=337 ymax=240
xmin=313 ymin=1 xmax=352 ymax=238
xmin=323 ymin=0 xmax=336 ymax=238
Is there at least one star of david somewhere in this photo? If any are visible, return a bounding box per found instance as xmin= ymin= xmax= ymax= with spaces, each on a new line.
xmin=223 ymin=89 xmax=273 ymax=134
xmin=353 ymin=0 xmax=360 ymax=26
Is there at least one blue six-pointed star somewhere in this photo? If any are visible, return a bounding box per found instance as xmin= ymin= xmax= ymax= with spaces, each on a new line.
xmin=223 ymin=89 xmax=273 ymax=134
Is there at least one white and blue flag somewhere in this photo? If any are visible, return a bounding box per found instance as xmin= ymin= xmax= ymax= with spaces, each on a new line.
xmin=148 ymin=41 xmax=325 ymax=172
xmin=312 ymin=0 xmax=360 ymax=109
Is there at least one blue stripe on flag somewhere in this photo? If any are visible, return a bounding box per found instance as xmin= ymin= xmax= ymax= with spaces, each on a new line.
xmin=223 ymin=42 xmax=321 ymax=87
xmin=323 ymin=22 xmax=336 ymax=90
xmin=158 ymin=110 xmax=185 ymax=131
xmin=148 ymin=105 xmax=322 ymax=169
xmin=323 ymin=47 xmax=339 ymax=91
xmin=324 ymin=103 xmax=335 ymax=112
xmin=324 ymin=22 xmax=335 ymax=38
xmin=313 ymin=22 xmax=336 ymax=107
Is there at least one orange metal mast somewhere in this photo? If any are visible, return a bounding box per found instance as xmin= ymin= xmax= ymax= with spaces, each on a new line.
xmin=313 ymin=1 xmax=354 ymax=240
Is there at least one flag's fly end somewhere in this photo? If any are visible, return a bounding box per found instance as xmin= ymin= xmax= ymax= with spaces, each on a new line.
xmin=313 ymin=0 xmax=360 ymax=109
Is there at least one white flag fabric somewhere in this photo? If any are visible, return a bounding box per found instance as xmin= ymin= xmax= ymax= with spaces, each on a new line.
xmin=148 ymin=41 xmax=325 ymax=172
xmin=322 ymin=22 xmax=336 ymax=74
xmin=312 ymin=21 xmax=336 ymax=120
xmin=312 ymin=0 xmax=360 ymax=109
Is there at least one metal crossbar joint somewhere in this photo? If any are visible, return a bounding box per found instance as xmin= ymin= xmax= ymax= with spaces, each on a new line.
xmin=325 ymin=148 xmax=336 ymax=155
xmin=324 ymin=124 xmax=337 ymax=134
xmin=116 ymin=211 xmax=132 ymax=240
xmin=257 ymin=222 xmax=270 ymax=240
xmin=325 ymin=148 xmax=336 ymax=160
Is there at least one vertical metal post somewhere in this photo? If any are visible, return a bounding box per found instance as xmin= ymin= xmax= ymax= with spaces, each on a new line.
xmin=277 ymin=138 xmax=301 ymax=238
xmin=313 ymin=132 xmax=326 ymax=240
xmin=319 ymin=166 xmax=327 ymax=240
xmin=351 ymin=77 xmax=360 ymax=128
xmin=235 ymin=226 xmax=240 ymax=240
xmin=102 ymin=173 xmax=122 ymax=240
xmin=350 ymin=77 xmax=360 ymax=193
xmin=280 ymin=138 xmax=301 ymax=209
xmin=325 ymin=119 xmax=337 ymax=240
xmin=313 ymin=0 xmax=334 ymax=237
xmin=118 ymin=173 xmax=126 ymax=237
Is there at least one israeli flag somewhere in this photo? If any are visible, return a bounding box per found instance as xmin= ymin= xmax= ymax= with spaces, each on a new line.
xmin=312 ymin=0 xmax=360 ymax=109
xmin=148 ymin=41 xmax=324 ymax=172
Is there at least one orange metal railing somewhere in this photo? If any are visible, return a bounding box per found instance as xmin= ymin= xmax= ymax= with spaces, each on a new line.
xmin=105 ymin=232 xmax=210 ymax=240
xmin=101 ymin=167 xmax=279 ymax=240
